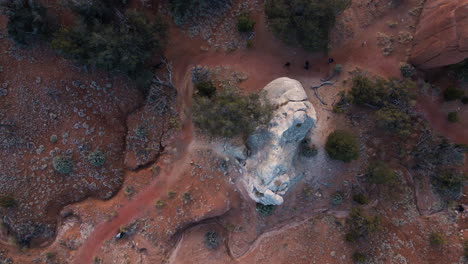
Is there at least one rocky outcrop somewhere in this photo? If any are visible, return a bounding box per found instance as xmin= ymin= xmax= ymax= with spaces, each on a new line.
xmin=244 ymin=78 xmax=316 ymax=205
xmin=410 ymin=0 xmax=468 ymax=69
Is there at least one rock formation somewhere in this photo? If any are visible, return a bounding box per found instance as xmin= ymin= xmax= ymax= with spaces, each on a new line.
xmin=244 ymin=78 xmax=316 ymax=205
xmin=410 ymin=0 xmax=468 ymax=69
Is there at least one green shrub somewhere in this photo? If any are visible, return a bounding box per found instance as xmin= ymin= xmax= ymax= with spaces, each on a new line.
xmin=168 ymin=0 xmax=232 ymax=25
xmin=447 ymin=112 xmax=459 ymax=123
xmin=52 ymin=9 xmax=167 ymax=89
xmin=299 ymin=138 xmax=318 ymax=157
xmin=256 ymin=203 xmax=275 ymax=217
xmin=464 ymin=241 xmax=468 ymax=259
xmin=0 ymin=0 xmax=52 ymax=45
xmin=429 ymin=232 xmax=445 ymax=246
xmin=331 ymin=191 xmax=344 ymax=206
xmin=352 ymin=252 xmax=367 ymax=263
xmin=345 ymin=207 xmax=380 ymax=242
xmin=400 ymin=63 xmax=415 ymax=78
xmin=196 ymin=81 xmax=216 ymax=98
xmin=88 ymin=151 xmax=106 ymax=167
xmin=265 ymin=0 xmax=350 ymax=51
xmin=325 ymin=130 xmax=359 ymax=162
xmin=432 ymin=169 xmax=466 ymax=199
xmin=367 ymin=161 xmax=396 ymax=184
xmin=0 ymin=196 xmax=16 ymax=208
xmin=53 ymin=156 xmax=74 ymax=174
xmin=193 ymin=87 xmax=272 ymax=138
xmin=375 ymin=107 xmax=413 ymax=137
xmin=237 ymin=13 xmax=255 ymax=32
xmin=167 ymin=191 xmax=177 ymax=199
xmin=155 ymin=199 xmax=166 ymax=209
xmin=204 ymin=230 xmax=220 ymax=249
xmin=443 ymin=87 xmax=464 ymax=101
xmin=353 ymin=193 xmax=369 ymax=205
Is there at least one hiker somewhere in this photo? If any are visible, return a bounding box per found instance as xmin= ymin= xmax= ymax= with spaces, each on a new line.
xmin=304 ymin=61 xmax=309 ymax=70
xmin=284 ymin=62 xmax=291 ymax=67
xmin=328 ymin=58 xmax=334 ymax=64
xmin=361 ymin=41 xmax=367 ymax=47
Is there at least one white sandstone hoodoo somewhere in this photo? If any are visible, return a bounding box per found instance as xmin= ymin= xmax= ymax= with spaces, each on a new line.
xmin=244 ymin=77 xmax=317 ymax=205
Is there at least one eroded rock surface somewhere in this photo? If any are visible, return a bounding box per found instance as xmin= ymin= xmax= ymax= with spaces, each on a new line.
xmin=410 ymin=0 xmax=468 ymax=69
xmin=244 ymin=78 xmax=316 ymax=205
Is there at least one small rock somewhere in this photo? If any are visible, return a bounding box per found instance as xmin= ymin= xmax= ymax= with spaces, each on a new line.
xmin=0 ymin=88 xmax=7 ymax=96
xmin=36 ymin=145 xmax=45 ymax=155
xmin=35 ymin=77 xmax=41 ymax=84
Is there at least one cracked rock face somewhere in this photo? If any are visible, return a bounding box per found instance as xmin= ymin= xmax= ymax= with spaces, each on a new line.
xmin=410 ymin=0 xmax=468 ymax=69
xmin=244 ymin=78 xmax=316 ymax=205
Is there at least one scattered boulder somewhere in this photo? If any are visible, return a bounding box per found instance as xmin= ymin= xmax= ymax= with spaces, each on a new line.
xmin=244 ymin=78 xmax=317 ymax=205
xmin=410 ymin=0 xmax=468 ymax=69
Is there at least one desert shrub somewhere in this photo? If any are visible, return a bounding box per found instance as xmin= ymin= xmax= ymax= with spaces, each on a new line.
xmin=443 ymin=87 xmax=464 ymax=101
xmin=345 ymin=207 xmax=380 ymax=242
xmin=237 ymin=13 xmax=255 ymax=32
xmin=155 ymin=199 xmax=166 ymax=209
xmin=181 ymin=192 xmax=192 ymax=204
xmin=331 ymin=191 xmax=344 ymax=206
xmin=325 ymin=130 xmax=359 ymax=162
xmin=333 ymin=91 xmax=352 ymax=113
xmin=204 ymin=230 xmax=220 ymax=249
xmin=447 ymin=112 xmax=459 ymax=123
xmin=265 ymin=0 xmax=350 ymax=51
xmin=195 ymin=81 xmax=216 ymax=98
xmin=65 ymin=0 xmax=125 ymax=27
xmin=352 ymin=252 xmax=367 ymax=263
xmin=299 ymin=138 xmax=318 ymax=157
xmin=375 ymin=106 xmax=413 ymax=137
xmin=429 ymin=232 xmax=445 ymax=246
xmin=400 ymin=63 xmax=415 ymax=78
xmin=168 ymin=0 xmax=232 ymax=25
xmin=88 ymin=150 xmax=106 ymax=167
xmin=52 ymin=8 xmax=167 ymax=89
xmin=0 ymin=0 xmax=52 ymax=45
xmin=367 ymin=161 xmax=396 ymax=184
xmin=0 ymin=196 xmax=16 ymax=208
xmin=52 ymin=156 xmax=74 ymax=174
xmin=256 ymin=203 xmax=275 ymax=217
xmin=464 ymin=241 xmax=468 ymax=259
xmin=193 ymin=87 xmax=272 ymax=138
xmin=449 ymin=59 xmax=468 ymax=83
xmin=167 ymin=191 xmax=177 ymax=199
xmin=432 ymin=169 xmax=466 ymax=199
xmin=334 ymin=64 xmax=343 ymax=74
xmin=353 ymin=193 xmax=369 ymax=205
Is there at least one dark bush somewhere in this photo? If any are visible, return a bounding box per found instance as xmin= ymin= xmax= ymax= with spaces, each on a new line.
xmin=443 ymin=87 xmax=464 ymax=101
xmin=353 ymin=193 xmax=369 ymax=205
xmin=375 ymin=106 xmax=413 ymax=137
xmin=429 ymin=232 xmax=445 ymax=246
xmin=265 ymin=0 xmax=350 ymax=51
xmin=447 ymin=112 xmax=459 ymax=123
xmin=256 ymin=203 xmax=275 ymax=217
xmin=400 ymin=63 xmax=415 ymax=78
xmin=204 ymin=230 xmax=220 ymax=249
xmin=52 ymin=8 xmax=167 ymax=88
xmin=367 ymin=161 xmax=396 ymax=184
xmin=352 ymin=252 xmax=367 ymax=263
xmin=462 ymin=97 xmax=468 ymax=104
xmin=193 ymin=87 xmax=272 ymax=138
xmin=88 ymin=151 xmax=106 ymax=167
xmin=237 ymin=13 xmax=255 ymax=33
xmin=432 ymin=169 xmax=466 ymax=199
xmin=331 ymin=191 xmax=344 ymax=206
xmin=168 ymin=0 xmax=232 ymax=25
xmin=52 ymin=156 xmax=74 ymax=174
xmin=325 ymin=130 xmax=359 ymax=162
xmin=196 ymin=81 xmax=216 ymax=98
xmin=0 ymin=196 xmax=16 ymax=208
xmin=0 ymin=0 xmax=52 ymax=45
xmin=345 ymin=207 xmax=380 ymax=242
xmin=66 ymin=0 xmax=125 ymax=27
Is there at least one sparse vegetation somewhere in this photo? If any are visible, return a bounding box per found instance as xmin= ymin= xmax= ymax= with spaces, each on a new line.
xmin=193 ymin=87 xmax=272 ymax=138
xmin=204 ymin=230 xmax=220 ymax=249
xmin=353 ymin=193 xmax=369 ymax=205
xmin=0 ymin=0 xmax=52 ymax=45
xmin=0 ymin=196 xmax=16 ymax=208
xmin=265 ymin=0 xmax=350 ymax=51
xmin=400 ymin=63 xmax=415 ymax=78
xmin=375 ymin=106 xmax=413 ymax=137
xmin=88 ymin=151 xmax=106 ymax=167
xmin=345 ymin=207 xmax=380 ymax=242
xmin=443 ymin=87 xmax=464 ymax=101
xmin=237 ymin=13 xmax=255 ymax=33
xmin=352 ymin=252 xmax=367 ymax=263
xmin=168 ymin=0 xmax=232 ymax=25
xmin=447 ymin=112 xmax=459 ymax=123
xmin=299 ymin=138 xmax=318 ymax=157
xmin=167 ymin=191 xmax=177 ymax=199
xmin=181 ymin=192 xmax=193 ymax=204
xmin=155 ymin=199 xmax=166 ymax=209
xmin=429 ymin=232 xmax=445 ymax=247
xmin=325 ymin=130 xmax=359 ymax=162
xmin=52 ymin=156 xmax=74 ymax=174
xmin=195 ymin=81 xmax=216 ymax=98
xmin=432 ymin=169 xmax=466 ymax=200
xmin=256 ymin=203 xmax=275 ymax=217
xmin=367 ymin=161 xmax=397 ymax=184
xmin=331 ymin=191 xmax=344 ymax=206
